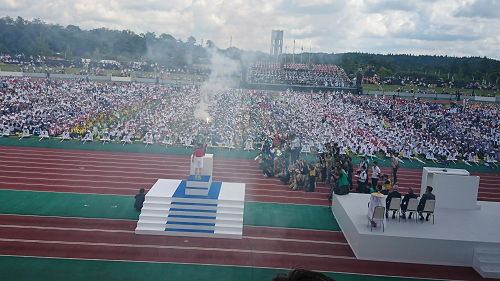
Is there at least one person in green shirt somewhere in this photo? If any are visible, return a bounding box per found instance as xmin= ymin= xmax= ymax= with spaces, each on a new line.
xmin=366 ymin=183 xmax=375 ymax=194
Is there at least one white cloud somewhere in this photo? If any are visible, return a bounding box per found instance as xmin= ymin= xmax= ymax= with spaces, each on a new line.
xmin=0 ymin=0 xmax=499 ymax=59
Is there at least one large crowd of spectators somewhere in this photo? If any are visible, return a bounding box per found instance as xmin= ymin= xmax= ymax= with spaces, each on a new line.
xmin=1 ymin=77 xmax=499 ymax=170
xmin=248 ymin=62 xmax=351 ymax=87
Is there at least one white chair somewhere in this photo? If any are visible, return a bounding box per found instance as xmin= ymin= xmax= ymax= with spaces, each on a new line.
xmin=368 ymin=206 xmax=385 ymax=232
xmin=421 ymin=199 xmax=436 ymax=224
xmin=340 ymin=146 xmax=348 ymax=155
xmin=81 ymin=132 xmax=93 ymax=144
xmin=184 ymin=137 xmax=194 ymax=149
xmin=2 ymin=128 xmax=10 ymax=137
xmin=244 ymin=139 xmax=254 ymax=152
xmin=426 ymin=151 xmax=437 ymax=163
xmin=301 ymin=144 xmax=311 ymax=155
xmin=403 ymin=198 xmax=419 ymax=223
xmin=447 ymin=153 xmax=457 ymax=164
xmin=19 ymin=129 xmax=30 ymax=140
xmin=38 ymin=130 xmax=49 ymax=141
xmin=487 ymin=154 xmax=498 ymax=167
xmin=206 ymin=140 xmax=214 ymax=148
xmin=143 ymin=134 xmax=154 ymax=147
xmin=161 ymin=136 xmax=172 ymax=147
xmin=101 ymin=133 xmax=111 ymax=145
xmin=413 ymin=153 xmax=426 ymax=164
xmin=388 ymin=197 xmax=401 ymax=222
xmin=121 ymin=134 xmax=132 ymax=145
xmin=60 ymin=131 xmax=71 ymax=142
xmin=467 ymin=154 xmax=479 ymax=166
xmin=225 ymin=138 xmax=234 ymax=151
xmin=403 ymin=150 xmax=413 ymax=162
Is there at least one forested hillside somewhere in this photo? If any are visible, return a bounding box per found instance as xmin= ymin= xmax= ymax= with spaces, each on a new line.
xmin=1 ymin=16 xmax=499 ymax=83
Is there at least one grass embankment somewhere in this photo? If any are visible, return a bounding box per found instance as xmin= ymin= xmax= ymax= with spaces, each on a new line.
xmin=362 ymin=83 xmax=498 ymax=97
xmin=0 ymin=64 xmax=203 ymax=81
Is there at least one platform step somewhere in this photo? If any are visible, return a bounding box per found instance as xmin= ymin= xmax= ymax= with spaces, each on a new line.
xmin=144 ymin=196 xmax=244 ymax=207
xmin=167 ymin=214 xmax=242 ymax=224
xmin=142 ymin=202 xmax=219 ymax=211
xmin=143 ymin=201 xmax=243 ymax=212
xmin=140 ymin=209 xmax=243 ymax=220
xmin=165 ymin=221 xmax=242 ymax=232
xmin=473 ymin=248 xmax=500 ymax=279
xmin=135 ymin=227 xmax=242 ymax=239
xmin=136 ymin=178 xmax=245 ymax=240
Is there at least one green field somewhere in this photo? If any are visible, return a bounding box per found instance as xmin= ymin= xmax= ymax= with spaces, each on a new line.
xmin=0 ymin=64 xmax=204 ymax=81
xmin=362 ymin=83 xmax=498 ymax=97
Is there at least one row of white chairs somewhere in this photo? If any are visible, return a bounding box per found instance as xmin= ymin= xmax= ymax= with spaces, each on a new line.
xmin=369 ymin=198 xmax=436 ymax=232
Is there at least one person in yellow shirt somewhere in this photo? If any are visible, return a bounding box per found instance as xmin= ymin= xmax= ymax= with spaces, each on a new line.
xmin=381 ymin=174 xmax=391 ymax=195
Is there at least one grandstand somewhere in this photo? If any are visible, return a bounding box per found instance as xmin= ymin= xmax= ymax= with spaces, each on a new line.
xmin=244 ymin=61 xmax=354 ymax=92
xmin=1 ymin=74 xmax=500 ymax=280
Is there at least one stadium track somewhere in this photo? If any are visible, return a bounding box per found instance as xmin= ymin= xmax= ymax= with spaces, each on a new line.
xmin=0 ymin=146 xmax=492 ymax=280
xmin=0 ymin=146 xmax=498 ymax=203
xmin=0 ymin=214 xmax=485 ymax=281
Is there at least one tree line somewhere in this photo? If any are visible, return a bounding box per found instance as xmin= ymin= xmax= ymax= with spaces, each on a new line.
xmin=0 ymin=16 xmax=499 ymax=83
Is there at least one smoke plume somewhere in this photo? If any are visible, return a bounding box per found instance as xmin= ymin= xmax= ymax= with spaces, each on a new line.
xmin=194 ymin=47 xmax=240 ymax=120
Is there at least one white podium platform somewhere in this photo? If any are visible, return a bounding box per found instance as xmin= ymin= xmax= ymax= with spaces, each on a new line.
xmin=421 ymin=167 xmax=480 ymax=210
xmin=332 ymin=193 xmax=500 ymax=278
xmin=136 ymin=179 xmax=245 ymax=239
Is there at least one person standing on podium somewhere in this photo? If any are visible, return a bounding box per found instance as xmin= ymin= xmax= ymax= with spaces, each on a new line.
xmin=192 ymin=136 xmax=209 ymax=180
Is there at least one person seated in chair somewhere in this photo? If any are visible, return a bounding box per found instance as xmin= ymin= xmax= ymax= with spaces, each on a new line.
xmin=82 ymin=130 xmax=93 ymax=142
xmin=386 ymin=185 xmax=402 ymax=219
xmin=400 ymin=187 xmax=418 ymax=219
xmin=61 ymin=128 xmax=71 ymax=140
xmin=418 ymin=186 xmax=436 ymax=221
xmin=39 ymin=128 xmax=49 ymax=140
xmin=381 ymin=174 xmax=391 ymax=195
xmin=20 ymin=126 xmax=30 ymax=139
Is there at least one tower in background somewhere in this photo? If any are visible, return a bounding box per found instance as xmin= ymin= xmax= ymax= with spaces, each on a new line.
xmin=270 ymin=30 xmax=284 ymax=61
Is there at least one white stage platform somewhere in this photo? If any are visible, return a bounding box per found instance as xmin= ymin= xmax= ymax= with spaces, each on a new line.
xmin=332 ymin=193 xmax=500 ymax=278
xmin=136 ymin=179 xmax=245 ymax=239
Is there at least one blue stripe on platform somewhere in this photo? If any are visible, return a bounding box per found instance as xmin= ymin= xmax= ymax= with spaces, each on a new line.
xmin=185 ymin=186 xmax=209 ymax=190
xmin=171 ymin=202 xmax=217 ymax=207
xmin=173 ymin=181 xmax=222 ymax=199
xmin=166 ymin=221 xmax=215 ymax=226
xmin=168 ymin=214 xmax=216 ymax=220
xmin=164 ymin=228 xmax=215 ymax=233
xmin=187 ymin=175 xmax=211 ymax=182
xmin=169 ymin=208 xmax=216 ymax=213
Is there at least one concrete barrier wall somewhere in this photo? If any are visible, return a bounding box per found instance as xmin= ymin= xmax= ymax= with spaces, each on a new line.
xmin=111 ymin=76 xmax=132 ymax=82
xmin=474 ymin=96 xmax=496 ymax=102
xmin=25 ymin=73 xmax=47 ymax=78
xmin=89 ymin=75 xmax=110 ymax=81
xmin=0 ymin=71 xmax=24 ymax=77
xmin=51 ymin=74 xmax=79 ymax=79
xmin=363 ymin=90 xmax=499 ymax=102
xmin=135 ymin=78 xmax=156 ymax=84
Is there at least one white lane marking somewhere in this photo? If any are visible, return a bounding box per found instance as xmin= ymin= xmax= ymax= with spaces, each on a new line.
xmin=0 ymin=224 xmax=347 ymax=245
xmin=0 ymin=224 xmax=349 ymax=245
xmin=0 ymin=254 xmax=465 ymax=281
xmin=0 ymin=238 xmax=356 ymax=260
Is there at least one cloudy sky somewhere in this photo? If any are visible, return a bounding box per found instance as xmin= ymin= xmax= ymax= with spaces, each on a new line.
xmin=1 ymin=0 xmax=500 ymax=59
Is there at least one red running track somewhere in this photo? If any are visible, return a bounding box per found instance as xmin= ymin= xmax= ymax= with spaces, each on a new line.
xmin=0 ymin=146 xmax=492 ymax=280
xmin=0 ymin=214 xmax=484 ymax=281
xmin=0 ymin=146 xmax=498 ymax=203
